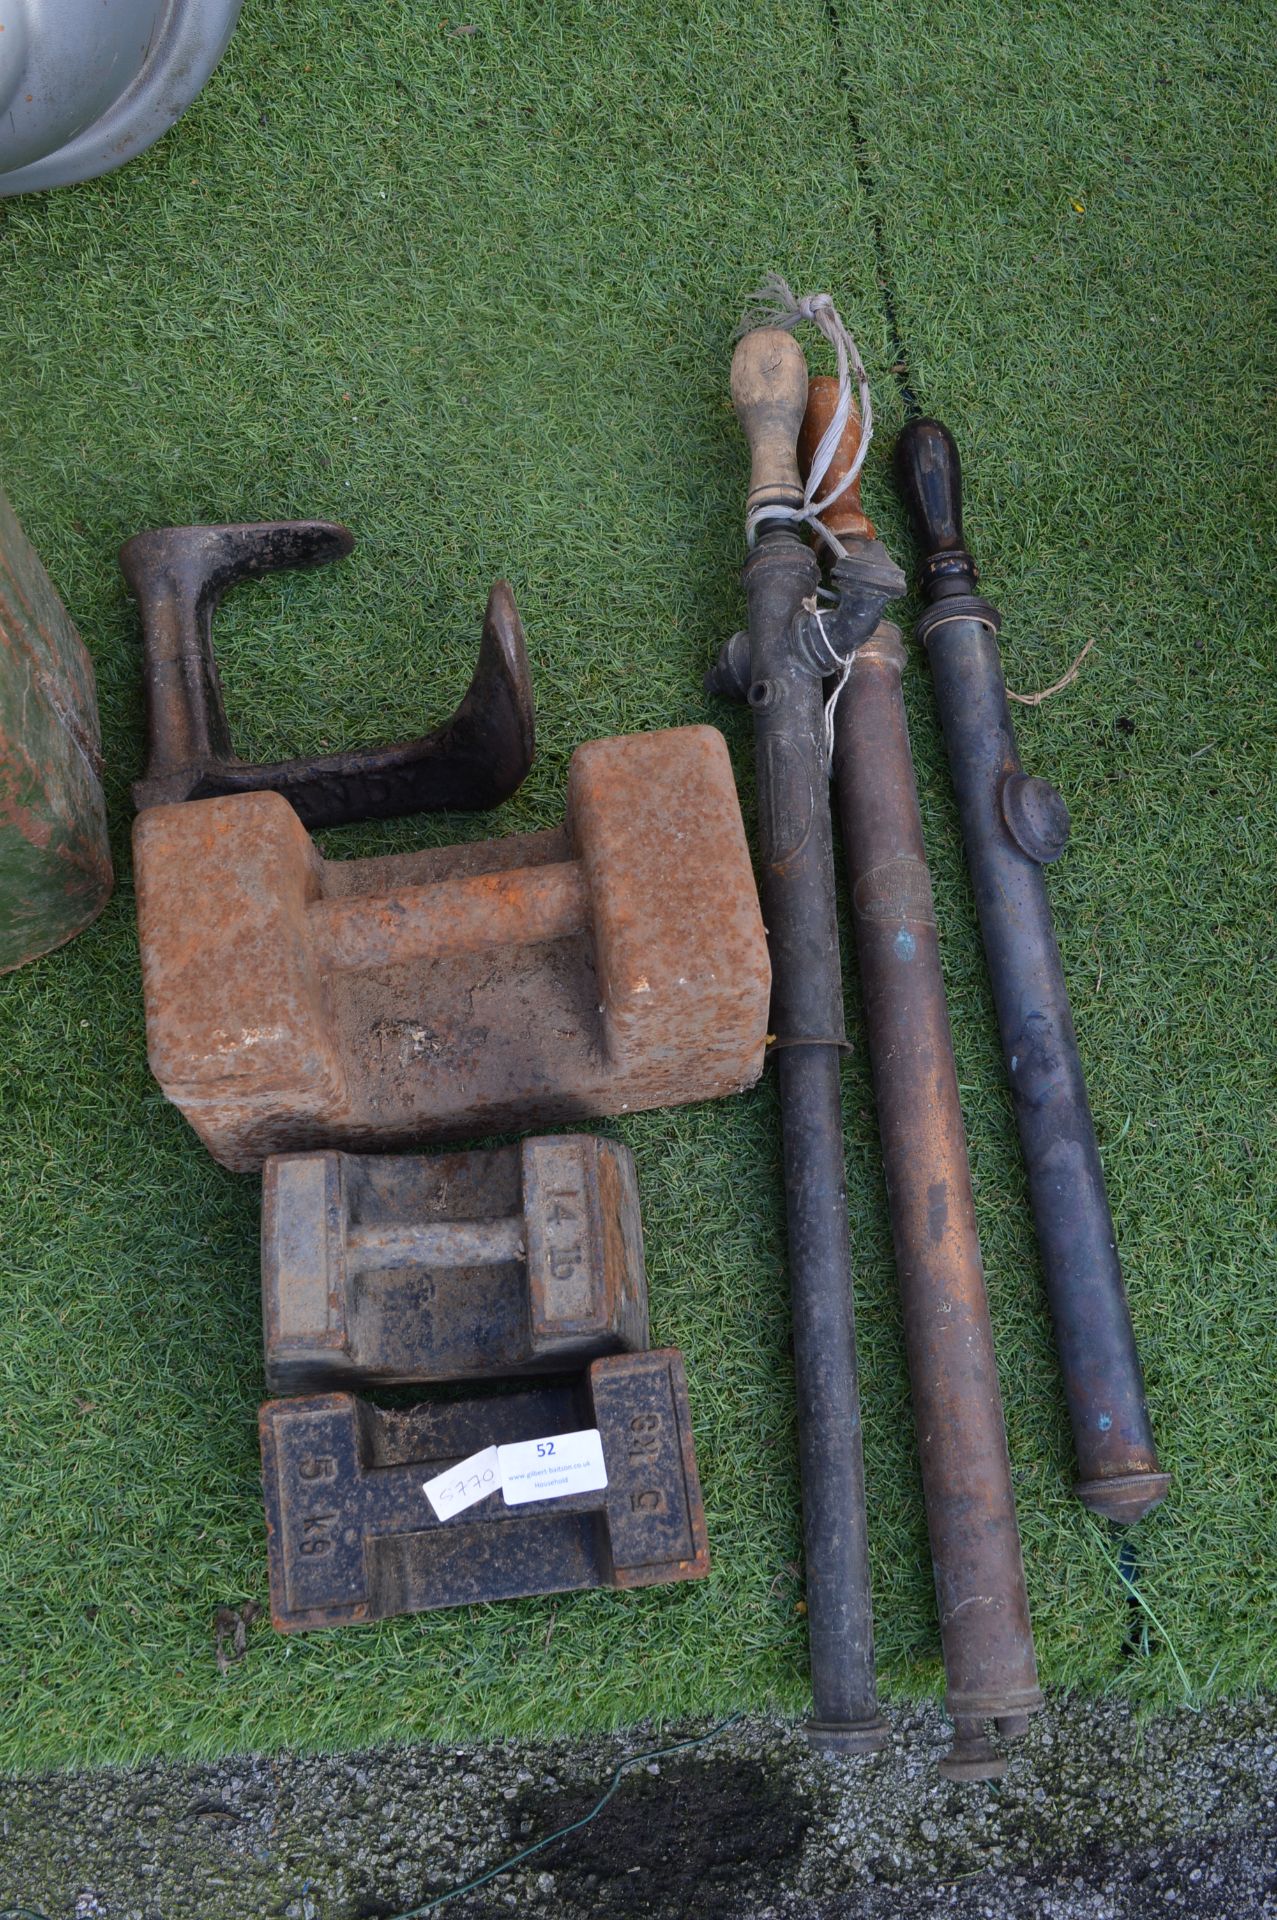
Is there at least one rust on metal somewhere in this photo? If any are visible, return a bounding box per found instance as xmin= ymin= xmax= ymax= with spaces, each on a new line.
xmin=832 ymin=622 xmax=1043 ymax=1781
xmin=801 ymin=373 xmax=1041 ymax=1779
xmin=310 ymin=861 xmax=589 ymax=973
xmin=0 ymin=486 xmax=112 ymax=972
xmin=134 ymin=724 xmax=771 ymax=1169
xmin=259 ymin=1348 xmax=710 ymax=1630
xmin=262 ymin=1135 xmax=650 ymax=1392
xmin=121 ymin=520 xmax=536 ymax=827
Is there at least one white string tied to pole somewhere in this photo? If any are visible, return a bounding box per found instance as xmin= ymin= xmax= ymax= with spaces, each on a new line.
xmin=738 ymin=275 xmax=876 ymax=772
xmin=738 ymin=273 xmax=875 ymax=564
xmin=801 ymin=594 xmax=858 ymax=774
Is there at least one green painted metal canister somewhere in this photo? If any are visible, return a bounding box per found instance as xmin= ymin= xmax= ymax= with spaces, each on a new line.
xmin=0 ymin=487 xmax=112 ymax=972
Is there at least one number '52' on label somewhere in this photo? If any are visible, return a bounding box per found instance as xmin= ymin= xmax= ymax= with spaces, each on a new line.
xmin=421 ymin=1428 xmax=608 ymax=1522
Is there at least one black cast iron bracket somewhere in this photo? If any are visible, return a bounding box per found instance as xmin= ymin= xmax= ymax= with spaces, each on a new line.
xmin=121 ymin=520 xmax=535 ymax=829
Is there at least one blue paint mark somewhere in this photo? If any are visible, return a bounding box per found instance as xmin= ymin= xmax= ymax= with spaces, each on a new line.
xmin=1098 ymin=1412 xmax=1112 ymax=1431
xmin=894 ymin=928 xmax=916 ymax=961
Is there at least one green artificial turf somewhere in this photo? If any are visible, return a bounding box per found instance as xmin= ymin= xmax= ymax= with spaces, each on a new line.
xmin=1 ymin=0 xmax=1274 ymax=1770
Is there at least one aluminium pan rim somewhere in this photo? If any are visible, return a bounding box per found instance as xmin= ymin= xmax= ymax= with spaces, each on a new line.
xmin=0 ymin=0 xmax=243 ymax=197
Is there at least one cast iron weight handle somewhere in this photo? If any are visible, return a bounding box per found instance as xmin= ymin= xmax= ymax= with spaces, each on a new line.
xmin=894 ymin=418 xmax=1170 ymax=1525
xmin=122 ymin=520 xmax=536 ymax=830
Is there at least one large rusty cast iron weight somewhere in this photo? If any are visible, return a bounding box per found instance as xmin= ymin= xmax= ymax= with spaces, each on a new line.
xmin=801 ymin=379 xmax=1043 ymax=1780
xmin=894 ymin=420 xmax=1169 ymax=1526
xmin=121 ymin=521 xmax=535 ymax=827
xmin=705 ymin=327 xmax=900 ymax=1755
xmin=135 ymin=725 xmax=771 ymax=1170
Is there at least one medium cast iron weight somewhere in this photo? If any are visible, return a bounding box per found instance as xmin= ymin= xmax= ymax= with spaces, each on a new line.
xmin=894 ymin=419 xmax=1169 ymax=1525
xmin=260 ymin=1349 xmax=708 ymax=1629
xmin=121 ymin=521 xmax=535 ymax=827
xmin=705 ymin=327 xmax=902 ymax=1755
xmin=263 ymin=1136 xmax=649 ymax=1392
xmin=800 ymin=379 xmax=1042 ymax=1781
xmin=135 ymin=725 xmax=771 ymax=1170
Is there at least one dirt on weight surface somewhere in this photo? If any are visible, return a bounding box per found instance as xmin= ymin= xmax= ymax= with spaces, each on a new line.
xmin=2 ymin=1695 xmax=1275 ymax=1919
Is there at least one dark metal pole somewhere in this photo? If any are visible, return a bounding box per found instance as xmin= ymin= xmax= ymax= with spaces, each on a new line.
xmin=894 ymin=418 xmax=1169 ymax=1525
xmin=800 ymin=378 xmax=1042 ymax=1779
xmin=706 ymin=326 xmax=890 ymax=1752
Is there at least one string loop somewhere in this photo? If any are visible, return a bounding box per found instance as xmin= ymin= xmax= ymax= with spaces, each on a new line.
xmin=738 ymin=274 xmax=874 ymax=562
xmin=800 ymin=594 xmax=858 ymax=773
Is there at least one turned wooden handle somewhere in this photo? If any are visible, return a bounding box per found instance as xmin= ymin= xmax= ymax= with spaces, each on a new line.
xmin=731 ymin=326 xmax=808 ymax=521
xmin=798 ymin=375 xmax=875 ymax=548
xmin=894 ymin=416 xmax=967 ymax=563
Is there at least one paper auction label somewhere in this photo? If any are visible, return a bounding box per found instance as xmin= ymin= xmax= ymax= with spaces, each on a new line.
xmin=497 ymin=1428 xmax=607 ymax=1506
xmin=423 ymin=1445 xmax=500 ymax=1522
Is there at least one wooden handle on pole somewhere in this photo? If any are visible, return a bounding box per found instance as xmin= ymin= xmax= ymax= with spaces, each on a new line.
xmin=893 ymin=416 xmax=971 ymax=581
xmin=731 ymin=326 xmax=808 ymax=523
xmin=798 ymin=375 xmax=875 ymax=549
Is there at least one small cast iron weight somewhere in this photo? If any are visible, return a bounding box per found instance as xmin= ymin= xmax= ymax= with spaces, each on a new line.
xmin=259 ymin=1349 xmax=708 ymax=1629
xmin=800 ymin=379 xmax=1042 ymax=1781
xmin=134 ymin=725 xmax=771 ymax=1170
xmin=263 ymin=1135 xmax=649 ymax=1391
xmin=121 ymin=520 xmax=535 ymax=827
xmin=705 ymin=326 xmax=903 ymax=1756
xmin=894 ymin=418 xmax=1169 ymax=1526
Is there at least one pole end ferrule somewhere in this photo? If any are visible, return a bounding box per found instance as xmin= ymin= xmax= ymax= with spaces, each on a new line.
xmin=805 ymin=1715 xmax=891 ymax=1756
xmin=1075 ymin=1470 xmax=1172 ymax=1524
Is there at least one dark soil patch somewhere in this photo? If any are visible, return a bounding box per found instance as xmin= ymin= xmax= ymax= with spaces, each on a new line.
xmin=461 ymin=1756 xmax=811 ymax=1919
